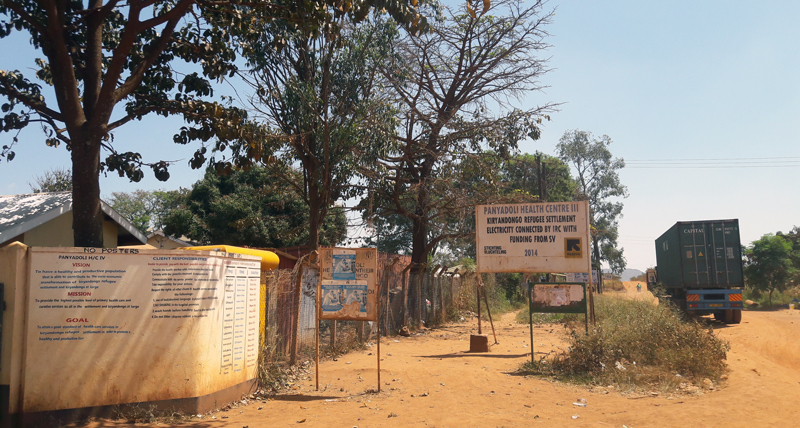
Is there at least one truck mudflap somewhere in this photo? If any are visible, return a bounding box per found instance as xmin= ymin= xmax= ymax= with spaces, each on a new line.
xmin=685 ymin=289 xmax=743 ymax=311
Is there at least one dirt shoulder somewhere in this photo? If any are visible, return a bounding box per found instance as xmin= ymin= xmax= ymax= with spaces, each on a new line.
xmin=79 ymin=302 xmax=800 ymax=427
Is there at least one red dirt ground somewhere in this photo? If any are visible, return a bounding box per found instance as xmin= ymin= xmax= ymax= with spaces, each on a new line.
xmin=79 ymin=283 xmax=800 ymax=427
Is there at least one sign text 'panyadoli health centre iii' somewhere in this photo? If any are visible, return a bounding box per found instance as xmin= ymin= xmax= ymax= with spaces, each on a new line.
xmin=475 ymin=201 xmax=591 ymax=273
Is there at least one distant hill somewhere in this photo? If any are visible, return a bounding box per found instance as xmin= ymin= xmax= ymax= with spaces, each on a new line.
xmin=604 ymin=268 xmax=645 ymax=281
xmin=620 ymin=268 xmax=644 ymax=281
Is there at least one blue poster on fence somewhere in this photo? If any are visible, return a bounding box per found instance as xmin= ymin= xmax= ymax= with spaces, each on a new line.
xmin=321 ymin=280 xmax=369 ymax=318
xmin=321 ymin=281 xmax=344 ymax=312
xmin=332 ymin=250 xmax=356 ymax=280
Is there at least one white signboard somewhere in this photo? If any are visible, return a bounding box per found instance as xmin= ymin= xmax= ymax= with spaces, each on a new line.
xmin=23 ymin=247 xmax=261 ymax=412
xmin=476 ymin=201 xmax=591 ymax=273
xmin=566 ymin=270 xmax=599 ymax=285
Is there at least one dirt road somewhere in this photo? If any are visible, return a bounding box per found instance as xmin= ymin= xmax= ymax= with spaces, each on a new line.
xmin=82 ymin=293 xmax=799 ymax=428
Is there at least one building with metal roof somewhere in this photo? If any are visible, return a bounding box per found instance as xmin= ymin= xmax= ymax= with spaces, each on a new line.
xmin=0 ymin=191 xmax=146 ymax=247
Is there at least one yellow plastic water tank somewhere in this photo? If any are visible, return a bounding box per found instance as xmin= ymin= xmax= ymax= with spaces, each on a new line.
xmin=179 ymin=245 xmax=280 ymax=271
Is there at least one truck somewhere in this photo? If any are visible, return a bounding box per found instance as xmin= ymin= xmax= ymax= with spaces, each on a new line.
xmin=654 ymin=219 xmax=744 ymax=324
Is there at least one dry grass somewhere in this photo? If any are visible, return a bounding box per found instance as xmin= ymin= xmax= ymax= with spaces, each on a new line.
xmin=519 ymin=296 xmax=729 ymax=391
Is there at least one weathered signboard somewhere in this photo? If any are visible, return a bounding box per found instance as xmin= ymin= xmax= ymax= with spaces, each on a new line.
xmin=529 ymin=282 xmax=587 ymax=314
xmin=318 ymin=248 xmax=378 ymax=321
xmin=476 ymin=201 xmax=591 ymax=273
xmin=23 ymin=247 xmax=261 ymax=412
xmin=526 ymin=281 xmax=589 ymax=363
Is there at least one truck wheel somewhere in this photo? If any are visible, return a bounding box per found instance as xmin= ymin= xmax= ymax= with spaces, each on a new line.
xmin=731 ymin=309 xmax=742 ymax=324
xmin=723 ymin=310 xmax=733 ymax=323
xmin=713 ymin=311 xmax=724 ymax=322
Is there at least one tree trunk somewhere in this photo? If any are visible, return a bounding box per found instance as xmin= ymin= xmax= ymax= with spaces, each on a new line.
xmin=409 ymin=212 xmax=428 ymax=328
xmin=593 ymin=237 xmax=602 ymax=293
xmin=305 ymin=175 xmax=327 ymax=251
xmin=71 ymin=137 xmax=104 ymax=247
xmin=308 ymin=198 xmax=321 ymax=251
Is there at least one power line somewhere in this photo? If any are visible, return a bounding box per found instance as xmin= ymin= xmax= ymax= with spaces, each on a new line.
xmin=627 ymin=156 xmax=800 ymax=162
xmin=625 ymin=156 xmax=800 ymax=169
xmin=627 ymin=164 xmax=800 ymax=169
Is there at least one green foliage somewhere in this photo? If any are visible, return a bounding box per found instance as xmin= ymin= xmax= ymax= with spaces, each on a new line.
xmin=776 ymin=226 xmax=800 ymax=286
xmin=744 ymin=233 xmax=797 ymax=306
xmin=520 ymin=297 xmax=730 ymax=389
xmin=29 ymin=167 xmax=71 ymax=193
xmin=362 ymin=213 xmax=413 ymax=255
xmin=0 ymin=1 xmax=269 ymax=180
xmin=496 ymin=272 xmax=525 ymax=303
xmin=241 ymin=13 xmax=402 ymax=249
xmin=743 ymin=287 xmax=800 ymax=308
xmin=501 ymin=152 xmax=576 ymax=202
xmin=556 ymin=130 xmax=628 ymax=273
xmin=163 ymin=167 xmax=346 ymax=248
xmin=109 ymin=189 xmax=188 ymax=235
xmin=0 ymin=0 xmax=427 ymax=247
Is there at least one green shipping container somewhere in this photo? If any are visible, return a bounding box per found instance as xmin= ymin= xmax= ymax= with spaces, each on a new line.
xmin=655 ymin=219 xmax=744 ymax=289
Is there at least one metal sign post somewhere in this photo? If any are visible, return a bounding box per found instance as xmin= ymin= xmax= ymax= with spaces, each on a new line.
xmin=475 ymin=201 xmax=594 ymax=353
xmin=316 ymin=248 xmax=379 ymax=392
xmin=528 ymin=282 xmax=534 ymax=365
xmin=527 ymin=282 xmax=590 ymax=361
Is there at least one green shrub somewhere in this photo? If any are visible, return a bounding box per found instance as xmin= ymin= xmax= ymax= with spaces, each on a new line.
xmin=744 ymin=286 xmax=800 ymax=308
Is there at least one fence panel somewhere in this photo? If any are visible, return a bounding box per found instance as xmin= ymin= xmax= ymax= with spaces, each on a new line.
xmin=263 ymin=259 xmax=485 ymax=364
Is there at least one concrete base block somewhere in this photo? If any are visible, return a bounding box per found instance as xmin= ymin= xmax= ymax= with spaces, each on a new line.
xmin=469 ymin=334 xmax=491 ymax=352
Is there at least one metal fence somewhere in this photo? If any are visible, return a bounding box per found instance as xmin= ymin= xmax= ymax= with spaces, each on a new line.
xmin=261 ymin=256 xmax=480 ymax=365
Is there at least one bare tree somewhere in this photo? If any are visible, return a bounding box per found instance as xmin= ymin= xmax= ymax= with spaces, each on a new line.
xmin=363 ymin=0 xmax=556 ymax=325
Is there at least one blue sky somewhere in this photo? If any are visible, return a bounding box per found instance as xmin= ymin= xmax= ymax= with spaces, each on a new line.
xmin=2 ymin=1 xmax=799 ymax=271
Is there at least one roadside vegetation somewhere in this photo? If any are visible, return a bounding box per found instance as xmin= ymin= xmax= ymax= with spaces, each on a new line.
xmin=744 ymin=286 xmax=800 ymax=308
xmin=518 ymin=296 xmax=730 ymax=393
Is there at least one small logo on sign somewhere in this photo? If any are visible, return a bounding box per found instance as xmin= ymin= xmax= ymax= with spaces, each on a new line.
xmin=565 ymin=238 xmax=582 ymax=258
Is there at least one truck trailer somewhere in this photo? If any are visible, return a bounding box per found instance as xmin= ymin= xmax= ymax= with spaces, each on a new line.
xmin=654 ymin=219 xmax=744 ymax=324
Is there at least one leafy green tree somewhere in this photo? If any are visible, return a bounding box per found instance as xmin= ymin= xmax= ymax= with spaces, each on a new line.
xmin=744 ymin=234 xmax=797 ymax=306
xmin=776 ymin=226 xmax=800 ymax=286
xmin=362 ymin=213 xmax=413 ymax=255
xmin=163 ymin=166 xmax=347 ymax=248
xmin=365 ymin=152 xmax=575 ymax=263
xmin=556 ymin=130 xmax=628 ymax=274
xmin=501 ymin=152 xmax=576 ymax=202
xmin=363 ymin=0 xmax=555 ymax=309
xmin=0 ymin=1 xmax=272 ymax=246
xmin=108 ymin=189 xmax=188 ymax=235
xmin=239 ymin=13 xmax=400 ymax=250
xmin=29 ymin=167 xmax=71 ymax=193
xmin=0 ymin=0 xmax=425 ymax=248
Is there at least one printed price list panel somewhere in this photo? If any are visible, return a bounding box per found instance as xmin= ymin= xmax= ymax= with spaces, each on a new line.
xmin=220 ymin=263 xmax=261 ymax=374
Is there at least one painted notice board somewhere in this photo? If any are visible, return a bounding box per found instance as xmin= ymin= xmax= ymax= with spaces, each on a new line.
xmin=318 ymin=248 xmax=378 ymax=321
xmin=529 ymin=282 xmax=587 ymax=314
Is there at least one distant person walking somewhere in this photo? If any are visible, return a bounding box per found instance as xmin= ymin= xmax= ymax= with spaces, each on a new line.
xmin=636 ymin=283 xmax=642 ymax=292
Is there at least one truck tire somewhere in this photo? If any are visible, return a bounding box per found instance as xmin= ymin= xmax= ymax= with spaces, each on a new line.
xmin=723 ymin=310 xmax=733 ymax=323
xmin=723 ymin=309 xmax=742 ymax=324
xmin=713 ymin=311 xmax=725 ymax=322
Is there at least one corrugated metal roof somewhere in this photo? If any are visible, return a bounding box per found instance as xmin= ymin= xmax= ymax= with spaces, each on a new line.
xmin=0 ymin=191 xmax=147 ymax=245
xmin=0 ymin=192 xmax=73 ymax=241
